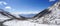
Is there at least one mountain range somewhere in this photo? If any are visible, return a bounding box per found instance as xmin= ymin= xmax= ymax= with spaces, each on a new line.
xmin=0 ymin=0 xmax=60 ymax=26
xmin=20 ymin=14 xmax=36 ymax=18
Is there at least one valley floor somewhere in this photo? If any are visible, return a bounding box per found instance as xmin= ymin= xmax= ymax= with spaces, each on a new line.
xmin=3 ymin=20 xmax=60 ymax=26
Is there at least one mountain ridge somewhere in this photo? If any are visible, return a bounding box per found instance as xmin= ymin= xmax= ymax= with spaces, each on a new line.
xmin=30 ymin=1 xmax=60 ymax=25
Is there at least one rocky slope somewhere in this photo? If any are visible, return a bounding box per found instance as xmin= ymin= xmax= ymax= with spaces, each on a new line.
xmin=30 ymin=1 xmax=60 ymax=25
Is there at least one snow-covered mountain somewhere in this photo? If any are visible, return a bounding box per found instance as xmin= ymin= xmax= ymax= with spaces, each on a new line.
xmin=20 ymin=14 xmax=36 ymax=18
xmin=0 ymin=9 xmax=28 ymax=26
xmin=1 ymin=1 xmax=60 ymax=26
xmin=0 ymin=9 xmax=11 ymax=22
xmin=30 ymin=1 xmax=60 ymax=25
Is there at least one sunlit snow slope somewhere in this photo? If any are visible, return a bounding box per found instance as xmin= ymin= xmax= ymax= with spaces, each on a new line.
xmin=30 ymin=1 xmax=60 ymax=25
xmin=3 ymin=20 xmax=60 ymax=26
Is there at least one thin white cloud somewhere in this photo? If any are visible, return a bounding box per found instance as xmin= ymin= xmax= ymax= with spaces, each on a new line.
xmin=4 ymin=6 xmax=16 ymax=12
xmin=5 ymin=6 xmax=12 ymax=10
xmin=0 ymin=1 xmax=7 ymax=5
xmin=49 ymin=0 xmax=56 ymax=2
xmin=0 ymin=1 xmax=15 ymax=12
xmin=3 ymin=2 xmax=7 ymax=5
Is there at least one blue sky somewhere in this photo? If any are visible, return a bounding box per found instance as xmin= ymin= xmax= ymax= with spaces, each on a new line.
xmin=0 ymin=0 xmax=58 ymax=14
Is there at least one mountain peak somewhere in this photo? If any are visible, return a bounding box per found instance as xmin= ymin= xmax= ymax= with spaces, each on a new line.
xmin=48 ymin=1 xmax=60 ymax=11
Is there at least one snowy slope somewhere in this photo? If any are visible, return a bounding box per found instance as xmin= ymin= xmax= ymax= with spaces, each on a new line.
xmin=0 ymin=14 xmax=10 ymax=22
xmin=3 ymin=20 xmax=60 ymax=26
xmin=0 ymin=9 xmax=11 ymax=22
xmin=30 ymin=1 xmax=60 ymax=25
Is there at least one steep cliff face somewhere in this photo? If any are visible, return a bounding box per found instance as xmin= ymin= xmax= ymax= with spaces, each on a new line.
xmin=30 ymin=1 xmax=60 ymax=25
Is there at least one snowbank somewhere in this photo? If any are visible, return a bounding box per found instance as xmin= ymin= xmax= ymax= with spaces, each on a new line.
xmin=3 ymin=20 xmax=60 ymax=26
